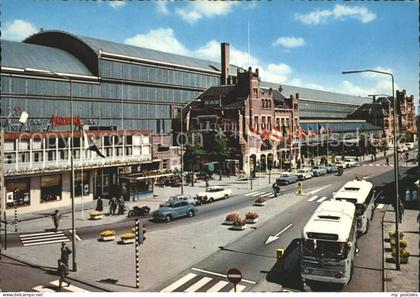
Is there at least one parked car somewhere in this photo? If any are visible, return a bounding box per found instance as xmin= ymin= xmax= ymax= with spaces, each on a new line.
xmin=336 ymin=161 xmax=345 ymax=169
xmin=311 ymin=166 xmax=328 ymax=176
xmin=325 ymin=164 xmax=338 ymax=173
xmin=160 ymin=194 xmax=201 ymax=207
xmin=152 ymin=199 xmax=198 ymax=222
xmin=344 ymin=158 xmax=359 ymax=167
xmin=294 ymin=168 xmax=313 ymax=180
xmin=398 ymin=145 xmax=409 ymax=153
xmin=196 ymin=186 xmax=232 ymax=203
xmin=276 ymin=173 xmax=299 ymax=185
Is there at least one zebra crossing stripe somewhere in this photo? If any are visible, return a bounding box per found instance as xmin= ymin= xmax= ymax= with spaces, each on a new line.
xmin=376 ymin=164 xmax=381 ymax=166
xmin=20 ymin=231 xmax=58 ymax=238
xmin=259 ymin=192 xmax=272 ymax=197
xmin=23 ymin=239 xmax=70 ymax=247
xmin=230 ymin=284 xmax=246 ymax=292
xmin=253 ymin=192 xmax=267 ymax=197
xmin=376 ymin=204 xmax=384 ymax=209
xmin=245 ymin=191 xmax=259 ymax=197
xmin=317 ymin=196 xmax=328 ymax=203
xmin=20 ymin=231 xmax=70 ymax=247
xmin=207 ymin=280 xmax=229 ymax=292
xmin=184 ymin=277 xmax=212 ymax=292
xmin=33 ymin=286 xmax=55 ymax=292
xmin=308 ymin=196 xmax=318 ymax=202
xmin=161 ymin=273 xmax=197 ymax=292
xmin=50 ymin=280 xmax=88 ymax=292
xmin=369 ymin=164 xmax=374 ymax=166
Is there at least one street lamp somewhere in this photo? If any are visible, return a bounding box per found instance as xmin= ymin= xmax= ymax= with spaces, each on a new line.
xmin=24 ymin=68 xmax=78 ymax=272
xmin=342 ymin=69 xmax=401 ymax=269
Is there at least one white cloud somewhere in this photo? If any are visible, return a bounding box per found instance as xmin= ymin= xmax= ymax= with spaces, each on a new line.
xmin=295 ymin=4 xmax=376 ymax=25
xmin=124 ymin=28 xmax=190 ymax=55
xmin=175 ymin=1 xmax=237 ymax=24
xmin=2 ymin=19 xmax=38 ymax=41
xmin=155 ymin=1 xmax=169 ymax=14
xmin=360 ymin=66 xmax=393 ymax=80
xmin=272 ymin=37 xmax=305 ymax=48
xmin=108 ymin=0 xmax=126 ymax=9
xmin=337 ymin=78 xmax=399 ymax=97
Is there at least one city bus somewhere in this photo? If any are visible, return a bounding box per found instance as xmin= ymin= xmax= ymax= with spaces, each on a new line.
xmin=300 ymin=200 xmax=357 ymax=288
xmin=332 ymin=180 xmax=374 ymax=235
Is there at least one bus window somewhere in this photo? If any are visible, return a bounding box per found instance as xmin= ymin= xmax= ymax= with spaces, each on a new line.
xmin=302 ymin=239 xmax=349 ymax=260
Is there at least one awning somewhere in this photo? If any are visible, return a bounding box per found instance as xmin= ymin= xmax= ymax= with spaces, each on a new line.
xmin=121 ymin=172 xmax=174 ymax=181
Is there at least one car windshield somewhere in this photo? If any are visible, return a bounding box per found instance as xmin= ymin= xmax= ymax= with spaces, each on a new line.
xmin=208 ymin=188 xmax=221 ymax=192
xmin=302 ymin=239 xmax=349 ymax=260
xmin=297 ymin=170 xmax=305 ymax=173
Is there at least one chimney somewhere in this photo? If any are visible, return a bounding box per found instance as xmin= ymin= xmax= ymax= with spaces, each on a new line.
xmin=295 ymin=93 xmax=299 ymax=100
xmin=221 ymin=42 xmax=230 ymax=85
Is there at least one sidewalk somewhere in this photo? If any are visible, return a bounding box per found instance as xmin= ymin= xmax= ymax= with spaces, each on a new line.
xmin=383 ymin=208 xmax=419 ymax=292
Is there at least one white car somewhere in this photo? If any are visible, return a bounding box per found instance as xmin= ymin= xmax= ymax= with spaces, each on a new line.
xmin=294 ymin=168 xmax=313 ymax=180
xmin=196 ymin=186 xmax=232 ymax=203
xmin=343 ymin=159 xmax=358 ymax=168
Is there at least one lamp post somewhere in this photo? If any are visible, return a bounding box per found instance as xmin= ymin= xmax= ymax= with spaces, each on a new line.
xmin=343 ymin=69 xmax=400 ymax=269
xmin=24 ymin=68 xmax=78 ymax=272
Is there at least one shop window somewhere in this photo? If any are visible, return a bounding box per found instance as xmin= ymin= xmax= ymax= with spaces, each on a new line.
xmin=75 ymin=172 xmax=89 ymax=197
xmin=41 ymin=175 xmax=62 ymax=203
xmin=6 ymin=179 xmax=31 ymax=208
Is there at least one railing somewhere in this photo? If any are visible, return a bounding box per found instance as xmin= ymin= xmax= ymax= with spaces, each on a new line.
xmin=4 ymin=155 xmax=152 ymax=176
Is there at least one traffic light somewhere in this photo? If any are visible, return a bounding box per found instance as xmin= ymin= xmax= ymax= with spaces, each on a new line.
xmin=135 ymin=221 xmax=147 ymax=244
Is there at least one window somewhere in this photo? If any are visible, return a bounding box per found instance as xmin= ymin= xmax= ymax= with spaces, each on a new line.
xmin=41 ymin=175 xmax=62 ymax=203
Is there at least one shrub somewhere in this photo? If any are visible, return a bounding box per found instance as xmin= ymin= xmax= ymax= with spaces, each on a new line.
xmin=392 ymin=250 xmax=410 ymax=257
xmin=100 ymin=230 xmax=116 ymax=237
xmin=388 ymin=230 xmax=404 ymax=238
xmin=255 ymin=197 xmax=266 ymax=203
xmin=233 ymin=218 xmax=246 ymax=226
xmin=225 ymin=213 xmax=239 ymax=221
xmin=121 ymin=232 xmax=136 ymax=240
xmin=90 ymin=211 xmax=103 ymax=216
xmin=245 ymin=212 xmax=258 ymax=219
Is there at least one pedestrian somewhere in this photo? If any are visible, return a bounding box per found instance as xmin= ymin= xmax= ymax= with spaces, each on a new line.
xmin=109 ymin=196 xmax=117 ymax=215
xmin=385 ymin=156 xmax=389 ymax=166
xmin=95 ymin=196 xmax=103 ymax=212
xmin=60 ymin=242 xmax=72 ymax=267
xmin=118 ymin=196 xmax=125 ymax=215
xmin=57 ymin=260 xmax=71 ymax=291
xmin=52 ymin=209 xmax=61 ymax=232
xmin=275 ymin=184 xmax=280 ymax=197
xmin=205 ymin=175 xmax=209 ymax=189
xmin=384 ymin=151 xmax=386 ymax=158
xmin=272 ymin=183 xmax=277 ymax=197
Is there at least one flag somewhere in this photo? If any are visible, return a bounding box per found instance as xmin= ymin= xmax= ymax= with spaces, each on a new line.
xmin=318 ymin=124 xmax=325 ymax=134
xmin=260 ymin=130 xmax=271 ymax=141
xmin=308 ymin=127 xmax=316 ymax=138
xmin=300 ymin=129 xmax=307 ymax=139
xmin=83 ymin=131 xmax=106 ymax=158
xmin=270 ymin=125 xmax=284 ymax=142
xmin=285 ymin=126 xmax=291 ymax=138
xmin=248 ymin=124 xmax=260 ymax=138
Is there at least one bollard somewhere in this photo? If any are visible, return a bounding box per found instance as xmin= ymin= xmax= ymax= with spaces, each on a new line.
xmin=276 ymin=248 xmax=284 ymax=272
xmin=14 ymin=202 xmax=18 ymax=232
xmin=297 ymin=182 xmax=303 ymax=195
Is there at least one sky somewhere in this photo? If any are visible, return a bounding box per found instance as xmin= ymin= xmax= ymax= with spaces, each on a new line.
xmin=1 ymin=0 xmax=418 ymax=108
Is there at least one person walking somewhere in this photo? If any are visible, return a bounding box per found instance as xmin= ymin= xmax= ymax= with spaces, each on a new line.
xmin=272 ymin=183 xmax=277 ymax=197
xmin=57 ymin=260 xmax=71 ymax=291
xmin=118 ymin=196 xmax=125 ymax=215
xmin=95 ymin=196 xmax=103 ymax=212
xmin=60 ymin=242 xmax=72 ymax=267
xmin=52 ymin=210 xmax=61 ymax=232
xmin=385 ymin=156 xmax=389 ymax=166
xmin=109 ymin=196 xmax=117 ymax=215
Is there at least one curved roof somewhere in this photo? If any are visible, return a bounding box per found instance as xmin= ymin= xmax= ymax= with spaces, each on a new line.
xmin=301 ymin=121 xmax=382 ymax=133
xmin=1 ymin=40 xmax=92 ymax=76
xmin=261 ymin=81 xmax=371 ymax=106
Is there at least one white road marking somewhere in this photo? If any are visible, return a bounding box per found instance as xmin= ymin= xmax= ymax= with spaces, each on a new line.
xmin=207 ymin=280 xmax=229 ymax=292
xmin=20 ymin=231 xmax=62 ymax=238
xmin=245 ymin=191 xmax=259 ymax=197
xmin=253 ymin=192 xmax=267 ymax=197
xmin=23 ymin=239 xmax=70 ymax=247
xmin=308 ymin=196 xmax=318 ymax=202
xmin=21 ymin=236 xmax=68 ymax=244
xmin=376 ymin=204 xmax=384 ymax=209
xmin=191 ymin=267 xmax=257 ymax=284
xmin=376 ymin=164 xmax=381 ymax=166
xmin=50 ymin=280 xmax=88 ymax=292
xmin=265 ymin=223 xmax=293 ymax=245
xmin=184 ymin=277 xmax=212 ymax=292
xmin=230 ymin=284 xmax=246 ymax=292
xmin=161 ymin=273 xmax=197 ymax=292
xmin=259 ymin=192 xmax=273 ymax=197
xmin=369 ymin=164 xmax=374 ymax=166
xmin=307 ymin=185 xmax=331 ymax=195
xmin=317 ymin=196 xmax=328 ymax=203
xmin=68 ymin=229 xmax=82 ymax=241
xmin=32 ymin=286 xmax=55 ymax=292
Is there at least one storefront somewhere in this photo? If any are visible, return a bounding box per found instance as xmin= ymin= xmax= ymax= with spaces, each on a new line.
xmin=5 ymin=178 xmax=31 ymax=208
xmin=40 ymin=175 xmax=62 ymax=203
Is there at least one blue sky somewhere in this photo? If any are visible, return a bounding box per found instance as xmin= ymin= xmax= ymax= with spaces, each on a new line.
xmin=2 ymin=0 xmax=418 ymax=106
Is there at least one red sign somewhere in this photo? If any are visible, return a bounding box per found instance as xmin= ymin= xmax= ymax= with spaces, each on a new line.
xmin=51 ymin=114 xmax=81 ymax=128
xmin=227 ymin=268 xmax=242 ymax=284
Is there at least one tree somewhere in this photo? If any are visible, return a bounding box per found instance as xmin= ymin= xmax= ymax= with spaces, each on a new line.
xmin=208 ymin=129 xmax=232 ymax=180
xmin=183 ymin=129 xmax=205 ymax=186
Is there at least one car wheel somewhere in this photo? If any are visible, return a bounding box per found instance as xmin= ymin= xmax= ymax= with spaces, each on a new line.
xmin=165 ymin=215 xmax=172 ymax=222
xmin=187 ymin=210 xmax=195 ymax=217
xmin=128 ymin=210 xmax=134 ymax=217
xmin=209 ymin=198 xmax=214 ymax=203
xmin=224 ymin=194 xmax=229 ymax=199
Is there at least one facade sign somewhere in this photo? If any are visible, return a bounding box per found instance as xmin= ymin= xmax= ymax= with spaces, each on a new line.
xmin=50 ymin=114 xmax=81 ymax=128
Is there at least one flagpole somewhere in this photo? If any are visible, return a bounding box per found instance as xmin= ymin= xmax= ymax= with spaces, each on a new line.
xmin=326 ymin=123 xmax=329 ymax=164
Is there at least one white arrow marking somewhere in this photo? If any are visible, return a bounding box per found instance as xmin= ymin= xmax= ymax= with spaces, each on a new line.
xmin=307 ymin=185 xmax=331 ymax=195
xmin=265 ymin=223 xmax=293 ymax=245
xmin=68 ymin=229 xmax=81 ymax=241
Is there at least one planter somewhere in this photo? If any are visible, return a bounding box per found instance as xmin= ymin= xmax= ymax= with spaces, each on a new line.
xmin=100 ymin=235 xmax=115 ymax=241
xmin=90 ymin=214 xmax=103 ymax=220
xmin=246 ymin=218 xmax=258 ymax=224
xmin=121 ymin=238 xmax=135 ymax=244
xmin=393 ymin=256 xmax=409 ymax=264
xmin=224 ymin=220 xmax=235 ymax=225
xmin=254 ymin=201 xmax=266 ymax=206
xmin=231 ymin=224 xmax=247 ymax=230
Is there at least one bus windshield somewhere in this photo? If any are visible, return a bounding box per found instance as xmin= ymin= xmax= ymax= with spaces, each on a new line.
xmin=302 ymin=239 xmax=349 ymax=260
xmin=355 ymin=203 xmax=366 ymax=215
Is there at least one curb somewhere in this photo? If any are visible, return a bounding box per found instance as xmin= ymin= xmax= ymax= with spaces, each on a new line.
xmin=2 ymin=253 xmax=113 ymax=292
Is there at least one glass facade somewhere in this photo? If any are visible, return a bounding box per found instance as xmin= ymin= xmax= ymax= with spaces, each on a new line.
xmin=300 ymin=101 xmax=357 ymax=119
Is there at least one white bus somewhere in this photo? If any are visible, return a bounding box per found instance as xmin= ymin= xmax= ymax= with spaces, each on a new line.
xmin=300 ymin=200 xmax=357 ymax=287
xmin=333 ymin=180 xmax=374 ymax=235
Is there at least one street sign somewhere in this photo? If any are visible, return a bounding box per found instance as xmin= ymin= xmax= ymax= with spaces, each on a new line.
xmin=227 ymin=268 xmax=242 ymax=284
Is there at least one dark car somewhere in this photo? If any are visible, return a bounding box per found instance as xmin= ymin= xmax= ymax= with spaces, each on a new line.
xmin=325 ymin=164 xmax=338 ymax=173
xmin=276 ymin=173 xmax=299 ymax=185
xmin=152 ymin=199 xmax=198 ymax=222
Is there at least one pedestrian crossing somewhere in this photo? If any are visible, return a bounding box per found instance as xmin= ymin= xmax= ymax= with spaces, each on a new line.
xmin=361 ymin=163 xmax=393 ymax=167
xmin=160 ymin=272 xmax=250 ymax=292
xmin=245 ymin=190 xmax=331 ymax=203
xmin=33 ymin=280 xmax=89 ymax=292
xmin=20 ymin=231 xmax=70 ymax=247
